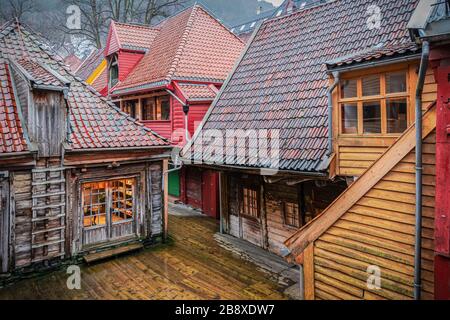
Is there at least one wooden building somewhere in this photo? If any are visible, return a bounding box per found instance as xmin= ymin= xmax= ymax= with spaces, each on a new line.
xmin=0 ymin=21 xmax=171 ymax=277
xmin=105 ymin=5 xmax=245 ymax=218
xmin=183 ymin=0 xmax=447 ymax=300
xmin=282 ymin=0 xmax=448 ymax=300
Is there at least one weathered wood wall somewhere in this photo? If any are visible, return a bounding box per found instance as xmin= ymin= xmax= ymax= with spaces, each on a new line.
xmin=226 ymin=173 xmax=346 ymax=256
xmin=311 ymin=131 xmax=436 ymax=300
xmin=0 ymin=176 xmax=9 ymax=273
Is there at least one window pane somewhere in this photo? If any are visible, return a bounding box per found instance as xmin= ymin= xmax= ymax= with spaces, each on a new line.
xmin=82 ymin=182 xmax=107 ymax=227
xmin=387 ymin=99 xmax=407 ymax=133
xmin=141 ymin=98 xmax=156 ymax=120
xmin=386 ymin=71 xmax=407 ymax=93
xmin=242 ymin=187 xmax=258 ymax=218
xmin=340 ymin=79 xmax=357 ymax=99
xmin=363 ymin=101 xmax=381 ymax=133
xmin=362 ymin=75 xmax=380 ymax=96
xmin=341 ymin=103 xmax=358 ymax=134
xmin=161 ymin=99 xmax=170 ymax=120
xmin=111 ymin=179 xmax=134 ymax=222
xmin=284 ymin=202 xmax=301 ymax=228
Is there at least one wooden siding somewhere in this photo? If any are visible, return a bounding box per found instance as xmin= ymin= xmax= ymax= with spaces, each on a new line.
xmin=312 ymin=130 xmax=436 ymax=300
xmin=335 ymin=65 xmax=436 ymax=177
xmin=0 ymin=176 xmax=9 ymax=273
xmin=188 ymin=104 xmax=210 ymax=136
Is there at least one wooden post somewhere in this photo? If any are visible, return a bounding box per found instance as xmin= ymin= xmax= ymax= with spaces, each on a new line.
xmin=259 ymin=177 xmax=269 ymax=249
xmin=219 ymin=171 xmax=229 ymax=233
xmin=303 ymin=243 xmax=315 ymax=300
xmin=163 ymin=159 xmax=169 ymax=241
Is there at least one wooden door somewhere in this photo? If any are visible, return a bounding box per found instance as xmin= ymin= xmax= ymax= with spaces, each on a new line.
xmin=81 ymin=178 xmax=137 ymax=247
xmin=0 ymin=176 xmax=9 ymax=273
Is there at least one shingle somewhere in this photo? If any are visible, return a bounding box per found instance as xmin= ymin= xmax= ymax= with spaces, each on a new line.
xmin=184 ymin=0 xmax=419 ymax=172
xmin=0 ymin=21 xmax=170 ymax=152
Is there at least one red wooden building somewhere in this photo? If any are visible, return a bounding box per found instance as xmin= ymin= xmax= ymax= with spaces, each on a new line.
xmin=104 ymin=4 xmax=245 ymax=218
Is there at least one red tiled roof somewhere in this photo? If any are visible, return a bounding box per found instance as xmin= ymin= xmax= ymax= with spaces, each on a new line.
xmin=111 ymin=21 xmax=159 ymax=53
xmin=76 ymin=48 xmax=105 ymax=80
xmin=90 ymin=66 xmax=108 ymax=95
xmin=0 ymin=59 xmax=28 ymax=154
xmin=0 ymin=21 xmax=169 ymax=151
xmin=177 ymin=83 xmax=218 ymax=101
xmin=183 ymin=0 xmax=420 ymax=172
xmin=64 ymin=54 xmax=82 ymax=72
xmin=113 ymin=5 xmax=245 ymax=95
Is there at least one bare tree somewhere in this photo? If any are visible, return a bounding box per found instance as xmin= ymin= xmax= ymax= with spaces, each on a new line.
xmin=0 ymin=0 xmax=34 ymax=22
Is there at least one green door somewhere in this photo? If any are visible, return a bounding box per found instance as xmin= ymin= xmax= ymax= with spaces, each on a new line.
xmin=168 ymin=169 xmax=180 ymax=197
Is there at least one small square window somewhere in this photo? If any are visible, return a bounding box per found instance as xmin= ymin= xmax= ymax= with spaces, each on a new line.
xmin=340 ymin=79 xmax=357 ymax=99
xmin=363 ymin=101 xmax=381 ymax=134
xmin=283 ymin=202 xmax=301 ymax=228
xmin=242 ymin=187 xmax=259 ymax=218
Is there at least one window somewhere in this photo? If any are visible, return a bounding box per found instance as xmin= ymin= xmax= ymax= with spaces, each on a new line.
xmin=141 ymin=96 xmax=170 ymax=121
xmin=241 ymin=187 xmax=259 ymax=218
xmin=109 ymin=55 xmax=119 ymax=87
xmin=339 ymin=70 xmax=409 ymax=135
xmin=123 ymin=99 xmax=137 ymax=118
xmin=283 ymin=201 xmax=301 ymax=228
xmin=82 ymin=178 xmax=135 ymax=228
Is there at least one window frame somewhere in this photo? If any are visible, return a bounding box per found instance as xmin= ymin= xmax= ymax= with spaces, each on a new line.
xmin=81 ymin=177 xmax=137 ymax=231
xmin=338 ymin=69 xmax=410 ymax=136
xmin=282 ymin=200 xmax=302 ymax=229
xmin=240 ymin=185 xmax=260 ymax=220
xmin=120 ymin=94 xmax=172 ymax=122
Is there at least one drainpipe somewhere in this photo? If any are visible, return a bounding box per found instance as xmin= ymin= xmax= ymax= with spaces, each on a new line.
xmin=165 ymin=89 xmax=190 ymax=142
xmin=414 ymin=33 xmax=429 ymax=300
xmin=327 ymin=71 xmax=340 ymax=156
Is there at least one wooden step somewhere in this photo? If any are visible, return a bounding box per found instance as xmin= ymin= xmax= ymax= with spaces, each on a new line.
xmin=83 ymin=243 xmax=143 ymax=264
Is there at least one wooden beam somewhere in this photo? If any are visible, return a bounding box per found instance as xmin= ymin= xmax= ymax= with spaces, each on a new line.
xmin=163 ymin=159 xmax=169 ymax=241
xmin=304 ymin=243 xmax=315 ymax=300
xmin=259 ymin=178 xmax=269 ymax=249
xmin=285 ymin=105 xmax=437 ymax=257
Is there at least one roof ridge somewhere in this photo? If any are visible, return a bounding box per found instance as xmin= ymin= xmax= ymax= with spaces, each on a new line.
xmin=165 ymin=6 xmax=197 ymax=82
xmin=114 ymin=20 xmax=159 ymax=30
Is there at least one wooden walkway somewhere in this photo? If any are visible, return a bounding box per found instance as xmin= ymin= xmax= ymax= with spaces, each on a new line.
xmin=0 ymin=216 xmax=287 ymax=300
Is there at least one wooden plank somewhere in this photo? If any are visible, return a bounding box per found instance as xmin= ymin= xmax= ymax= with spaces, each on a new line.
xmin=303 ymin=243 xmax=315 ymax=300
xmin=163 ymin=159 xmax=169 ymax=240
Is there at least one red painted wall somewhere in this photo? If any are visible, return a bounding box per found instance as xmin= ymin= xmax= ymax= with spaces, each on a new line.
xmin=433 ymin=46 xmax=450 ymax=300
xmin=118 ymin=51 xmax=144 ymax=81
xmin=142 ymin=120 xmax=172 ymax=140
xmin=188 ymin=103 xmax=210 ymax=136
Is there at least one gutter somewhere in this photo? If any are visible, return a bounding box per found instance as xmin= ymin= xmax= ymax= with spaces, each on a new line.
xmin=326 ymin=71 xmax=340 ymax=156
xmin=414 ymin=32 xmax=429 ymax=300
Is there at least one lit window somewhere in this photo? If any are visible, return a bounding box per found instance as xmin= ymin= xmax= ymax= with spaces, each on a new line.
xmin=339 ymin=70 xmax=409 ymax=135
xmin=283 ymin=202 xmax=301 ymax=228
xmin=82 ymin=179 xmax=135 ymax=228
xmin=241 ymin=187 xmax=259 ymax=218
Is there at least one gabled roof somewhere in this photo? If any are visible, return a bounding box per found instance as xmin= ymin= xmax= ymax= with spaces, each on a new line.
xmin=64 ymin=54 xmax=82 ymax=72
xmin=75 ymin=48 xmax=105 ymax=81
xmin=182 ymin=0 xmax=420 ymax=173
xmin=12 ymin=57 xmax=69 ymax=88
xmin=0 ymin=59 xmax=28 ymax=154
xmin=105 ymin=21 xmax=160 ymax=56
xmin=112 ymin=5 xmax=245 ymax=96
xmin=0 ymin=20 xmax=169 ymax=151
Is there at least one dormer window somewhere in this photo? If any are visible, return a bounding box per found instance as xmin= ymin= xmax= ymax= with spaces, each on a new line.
xmin=109 ymin=55 xmax=119 ymax=88
xmin=339 ymin=70 xmax=409 ymax=135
